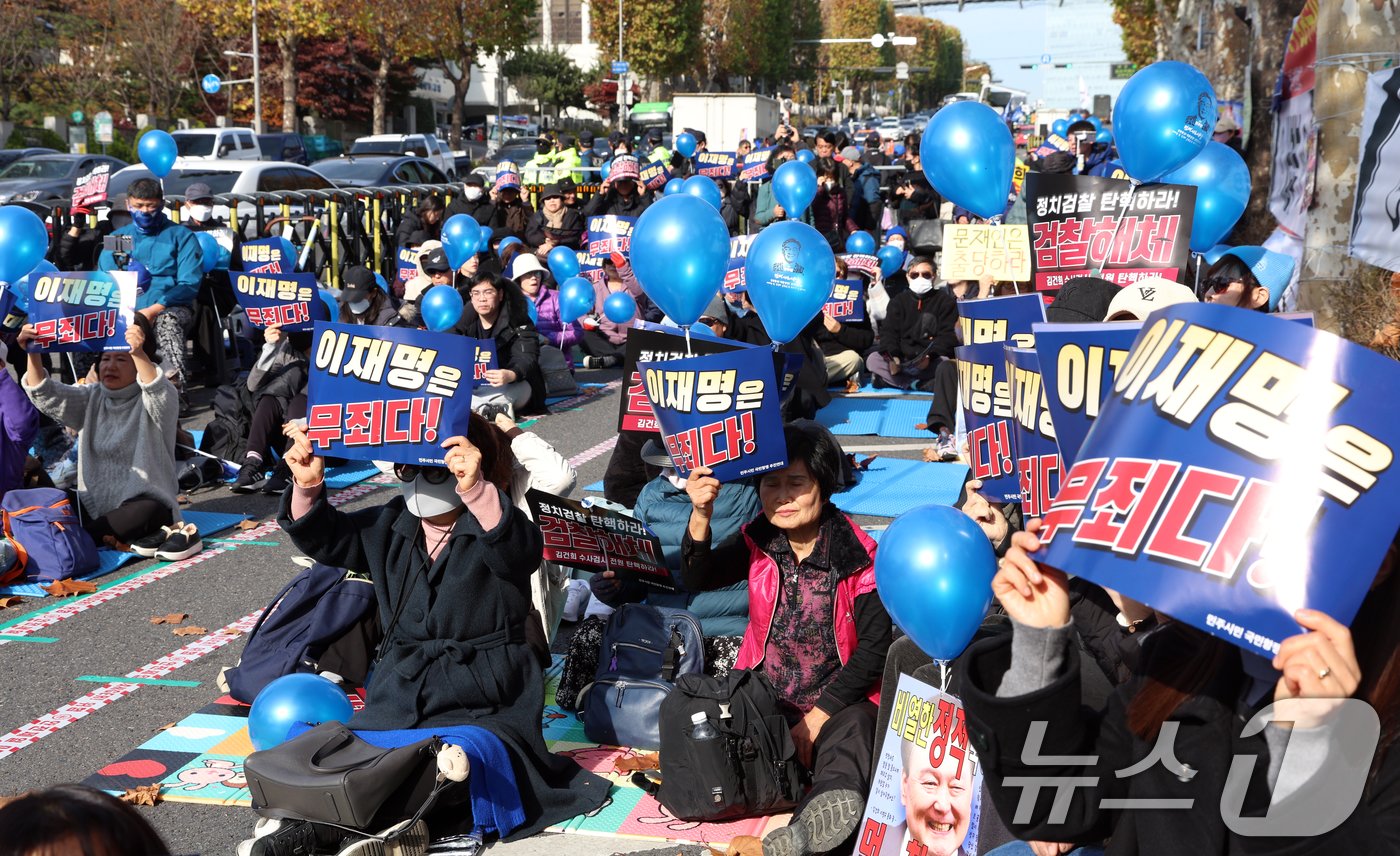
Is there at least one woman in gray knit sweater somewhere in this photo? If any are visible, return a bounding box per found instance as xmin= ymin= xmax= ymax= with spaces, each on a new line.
xmin=18 ymin=315 xmax=190 ymax=558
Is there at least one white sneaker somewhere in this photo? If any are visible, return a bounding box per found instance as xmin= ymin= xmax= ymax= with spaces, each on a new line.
xmin=562 ymin=579 xmax=591 ymax=622
xmin=47 ymin=459 xmax=77 ymax=489
xmin=336 ymin=819 xmax=429 ymax=856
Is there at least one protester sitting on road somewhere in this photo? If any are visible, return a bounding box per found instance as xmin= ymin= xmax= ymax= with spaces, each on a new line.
xmin=489 ymin=168 xmax=534 ymax=242
xmin=510 ymin=252 xmax=580 ymax=364
xmin=816 ymin=259 xmax=874 ymax=386
xmin=525 ymin=184 xmax=584 ymax=256
xmin=866 ymin=255 xmax=959 ymax=391
xmin=395 ymin=195 xmax=445 ymax=254
xmin=578 ymin=255 xmax=644 ymax=369
xmin=337 ymin=265 xmax=399 ymax=326
xmin=0 ymin=340 xmax=40 ymax=500
xmin=444 ymin=173 xmax=495 ymax=226
xmin=19 ymin=315 xmax=198 ymax=561
xmin=276 ymin=422 xmax=608 ymax=838
xmin=98 ymin=177 xmax=203 ymax=404
xmin=230 ymin=324 xmax=311 ymax=495
xmin=455 ymin=272 xmax=545 ymax=419
xmin=0 ymin=784 xmax=172 ymax=855
xmin=581 ymin=155 xmax=650 ymax=219
xmin=682 ymin=422 xmax=890 ymax=856
xmin=1200 ymin=246 xmax=1294 ymax=312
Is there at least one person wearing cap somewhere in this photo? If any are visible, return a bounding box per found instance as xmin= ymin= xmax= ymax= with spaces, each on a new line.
xmin=582 ymin=154 xmax=650 ymax=218
xmin=524 ymin=183 xmax=584 ymax=257
xmin=588 ymin=438 xmax=760 ymax=638
xmin=0 ymin=339 xmax=40 ymax=500
xmin=840 ymin=145 xmax=882 ymax=233
xmin=456 ymin=271 xmax=545 ymax=418
xmin=607 ymin=129 xmax=631 ymax=157
xmin=338 ymin=265 xmax=399 ymax=326
xmin=1213 ymin=111 xmax=1243 ymax=153
xmin=643 ymin=126 xmax=671 ymax=165
xmin=444 ymin=173 xmax=496 ymax=227
xmin=522 ymin=135 xmax=561 ymax=185
xmin=229 ymin=316 xmax=317 ymax=494
xmin=862 ymin=131 xmax=887 ymax=166
xmin=696 ymin=291 xmax=732 ymax=339
xmin=1200 ymin=246 xmax=1294 ymax=312
xmin=509 ymin=253 xmax=579 ymax=360
xmin=560 ymin=132 xmax=595 ymax=184
xmin=556 ymin=176 xmax=580 ymax=209
xmin=1103 ymin=275 xmax=1198 ymax=322
xmin=488 ymin=163 xmax=534 ymax=241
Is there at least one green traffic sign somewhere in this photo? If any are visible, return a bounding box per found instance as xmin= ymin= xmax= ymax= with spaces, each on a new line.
xmin=71 ymin=110 xmax=85 ymax=124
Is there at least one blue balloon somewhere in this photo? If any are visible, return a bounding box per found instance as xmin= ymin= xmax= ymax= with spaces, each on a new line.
xmin=315 ymin=288 xmax=336 ymax=322
xmin=1202 ymin=243 xmax=1233 ymax=266
xmin=478 ymin=224 xmax=494 ymax=251
xmin=11 ymin=259 xmax=58 ymax=313
xmin=248 ymin=673 xmax=352 ymax=751
xmin=496 ymin=236 xmax=522 ymax=259
xmin=547 ymin=245 xmax=580 ymax=281
xmin=743 ymin=220 xmax=836 ymax=345
xmin=441 ymin=214 xmax=481 ymax=271
xmin=664 ymin=178 xmax=685 ymax=196
xmin=877 ymin=244 xmax=905 ymax=279
xmin=1051 ymin=119 xmax=1069 ymax=137
xmin=1112 ymin=60 xmax=1216 ymax=183
xmin=919 ymin=101 xmax=1016 ymax=220
xmin=795 ymin=148 xmax=816 ymax=164
xmin=874 ymin=504 xmax=997 ymax=661
xmin=1095 ymin=129 xmax=1113 ymax=145
xmin=603 ymin=290 xmax=637 ymax=324
xmin=137 ymin=129 xmax=178 ymax=179
xmin=845 ymin=231 xmax=875 ymax=255
xmin=771 ymin=160 xmax=817 ymax=219
xmin=599 ymin=159 xmax=612 ymax=182
xmin=1088 ymin=115 xmax=1103 ymax=131
xmin=559 ymin=276 xmax=595 ymax=324
xmin=1162 ymin=141 xmax=1250 ymax=253
xmin=0 ymin=205 xmax=50 ymax=284
xmin=194 ymin=232 xmax=221 ymax=273
xmin=675 ymin=132 xmax=697 ymax=158
xmin=630 ymin=194 xmax=730 ymax=327
xmin=421 ymin=284 xmax=464 ymax=332
xmin=373 ymin=272 xmax=389 ymax=292
xmin=681 ymin=175 xmax=721 ymax=211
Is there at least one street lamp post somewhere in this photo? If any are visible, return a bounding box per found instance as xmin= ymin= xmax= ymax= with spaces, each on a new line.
xmin=221 ymin=0 xmax=262 ymax=132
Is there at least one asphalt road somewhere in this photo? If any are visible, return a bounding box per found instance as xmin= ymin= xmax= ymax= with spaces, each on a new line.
xmin=0 ymin=367 xmax=926 ymax=855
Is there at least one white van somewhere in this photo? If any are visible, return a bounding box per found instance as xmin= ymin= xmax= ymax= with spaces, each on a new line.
xmin=170 ymin=128 xmax=261 ymax=163
xmin=350 ymin=134 xmax=456 ymax=179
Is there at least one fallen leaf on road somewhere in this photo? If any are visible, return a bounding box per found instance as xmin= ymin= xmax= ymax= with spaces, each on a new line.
xmin=157 ymin=722 xmax=178 ymax=731
xmin=236 ymin=519 xmax=259 ymax=531
xmin=216 ymin=628 xmax=243 ymax=638
xmin=149 ymin=613 xmax=187 ymax=625
xmin=613 ymin=752 xmax=659 ymax=773
xmin=172 ymin=626 xmax=207 ymax=637
xmin=0 ymin=596 xmax=25 ymax=609
xmin=120 ymin=784 xmax=161 ymax=806
xmin=43 ymin=580 xmax=97 ymax=598
xmin=709 ymin=835 xmax=763 ymax=856
xmin=176 ymin=494 xmax=191 ymax=505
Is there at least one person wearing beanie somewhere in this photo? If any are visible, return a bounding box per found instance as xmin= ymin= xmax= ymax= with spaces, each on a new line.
xmin=0 ymin=339 xmax=40 ymax=500
xmin=444 ymin=172 xmax=496 ymax=227
xmin=582 ymin=155 xmax=650 ymax=218
xmin=1201 ymin=247 xmax=1294 ymax=312
xmin=488 ymin=163 xmax=534 ymax=241
xmin=524 ymin=183 xmax=584 ymax=257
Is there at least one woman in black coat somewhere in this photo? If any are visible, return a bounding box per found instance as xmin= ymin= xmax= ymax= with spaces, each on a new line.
xmin=276 ymin=418 xmax=608 ymax=838
xmin=454 ymin=272 xmax=547 ymax=417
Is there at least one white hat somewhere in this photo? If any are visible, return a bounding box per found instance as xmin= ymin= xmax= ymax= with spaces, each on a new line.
xmin=0 ymin=338 xmax=7 ymax=365
xmin=1104 ymin=276 xmax=1197 ymax=322
xmin=509 ymin=253 xmax=546 ymax=281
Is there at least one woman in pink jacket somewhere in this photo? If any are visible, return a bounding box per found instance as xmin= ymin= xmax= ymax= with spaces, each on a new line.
xmin=577 ymin=253 xmax=645 ymax=369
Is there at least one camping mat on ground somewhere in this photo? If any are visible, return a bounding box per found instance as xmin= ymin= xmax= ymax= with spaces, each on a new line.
xmin=815 ymin=397 xmax=935 ymax=439
xmin=582 ymin=479 xmax=606 ymax=493
xmin=828 ymin=381 xmax=934 ymax=397
xmin=832 ymin=458 xmax=969 ymax=518
xmin=83 ymin=658 xmax=788 ymax=846
xmin=0 ymin=510 xmax=251 ymax=597
xmin=324 ymin=462 xmax=384 ymax=489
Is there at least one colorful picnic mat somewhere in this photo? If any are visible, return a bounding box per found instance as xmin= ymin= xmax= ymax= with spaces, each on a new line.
xmin=83 ymin=659 xmax=789 ymax=846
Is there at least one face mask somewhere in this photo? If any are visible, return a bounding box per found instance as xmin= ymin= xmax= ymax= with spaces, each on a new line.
xmin=401 ymin=473 xmax=463 ymax=518
xmin=464 ymin=187 xmax=483 ymax=201
xmin=663 ymin=469 xmax=688 ymax=491
xmin=130 ymin=208 xmax=162 ymax=234
xmin=908 ymin=274 xmax=935 ymax=296
xmin=727 ymin=301 xmax=749 ymax=318
xmin=348 ymin=298 xmax=371 ymax=315
xmin=187 ymin=204 xmax=213 ymax=223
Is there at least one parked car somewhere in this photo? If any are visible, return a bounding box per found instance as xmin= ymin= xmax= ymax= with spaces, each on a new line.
xmin=0 ymin=154 xmax=129 ymax=206
xmin=878 ymin=117 xmax=904 ymax=142
xmin=311 ymin=155 xmax=448 ymax=188
xmin=257 ymin=133 xmax=309 ymax=166
xmin=170 ymin=128 xmax=261 ymax=163
xmin=106 ymin=161 xmax=335 ymax=235
xmin=450 ymin=153 xmax=474 ymax=179
xmin=0 ymin=148 xmax=59 ymax=171
xmin=349 ymin=134 xmax=455 ymax=180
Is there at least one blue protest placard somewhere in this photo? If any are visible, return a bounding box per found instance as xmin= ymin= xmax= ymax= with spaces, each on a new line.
xmin=584 ymin=214 xmax=637 ymax=266
xmin=1032 ymin=321 xmax=1140 ymax=470
xmin=957 ymin=292 xmax=1046 ymax=347
xmin=396 ymin=247 xmax=419 ymax=287
xmin=1034 ymin=133 xmax=1072 ymax=158
xmin=468 ymin=337 xmax=499 ymax=383
xmin=26 ymin=271 xmax=136 ymax=352
xmin=955 ymin=341 xmax=1020 ymax=503
xmin=739 ymin=148 xmax=773 ymax=182
xmin=1035 ymin=303 xmax=1400 ymax=657
xmin=1006 ymin=347 xmax=1060 ymax=516
xmin=305 ymin=323 xmax=476 ymax=466
xmin=239 ymin=237 xmax=295 ymax=274
xmin=693 ymin=151 xmax=738 ymax=180
xmin=619 ymin=326 xmax=749 ymax=432
xmin=823 ymin=278 xmax=865 ymax=323
xmin=229 ymin=271 xmax=321 ymax=330
xmin=638 ymin=161 xmax=671 ymax=191
xmin=637 ymin=347 xmax=788 ymax=483
xmin=724 ymin=234 xmax=754 ymax=293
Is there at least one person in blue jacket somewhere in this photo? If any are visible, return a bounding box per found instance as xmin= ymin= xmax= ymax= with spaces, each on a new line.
xmin=99 ymin=177 xmax=203 ymax=402
xmin=589 ymin=439 xmax=759 ymax=638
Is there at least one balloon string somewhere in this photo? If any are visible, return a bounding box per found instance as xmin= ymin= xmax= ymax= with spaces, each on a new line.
xmin=684 ymin=326 xmax=692 ymax=357
xmin=1193 ymin=252 xmax=1203 ymax=297
xmin=939 ymin=661 xmax=950 ymax=694
xmin=1093 ymin=180 xmax=1138 ymax=277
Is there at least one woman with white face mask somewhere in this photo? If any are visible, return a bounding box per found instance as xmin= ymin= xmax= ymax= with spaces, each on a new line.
xmin=444 ymin=174 xmax=497 ymax=230
xmin=277 ymin=413 xmax=609 ymax=833
xmin=335 ymin=265 xmax=399 ymax=326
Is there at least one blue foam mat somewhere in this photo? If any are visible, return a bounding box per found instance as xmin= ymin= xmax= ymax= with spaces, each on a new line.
xmin=816 ymin=397 xmax=934 ymax=439
xmin=830 ymin=382 xmax=935 ymax=397
xmin=0 ymin=510 xmax=250 ymax=597
xmin=833 ymin=458 xmax=969 ymax=518
xmin=324 ymin=462 xmax=382 ymax=489
xmin=582 ymin=479 xmax=606 ymax=493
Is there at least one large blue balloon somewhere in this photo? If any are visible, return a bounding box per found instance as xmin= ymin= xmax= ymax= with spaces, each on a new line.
xmin=664 ymin=178 xmax=684 ymax=196
xmin=478 ymin=224 xmax=494 ymax=252
xmin=316 ymin=288 xmax=337 ymax=322
xmin=194 ymin=232 xmax=226 ymax=273
xmin=1095 ymin=129 xmax=1113 ymax=145
xmin=875 ymin=504 xmax=998 ymax=661
xmin=558 ymin=276 xmax=594 ymax=323
xmin=248 ymin=673 xmax=352 ymax=751
xmin=630 ymin=194 xmax=729 ymax=327
xmin=920 ymin=101 xmax=1015 ymax=220
xmin=744 ymin=220 xmax=836 ymax=345
xmin=137 ymin=130 xmax=178 ymax=179
xmin=1161 ymin=141 xmax=1250 ymax=253
xmin=441 ymin=214 xmax=481 ymax=271
xmin=496 ymin=236 xmax=522 ymax=259
xmin=599 ymin=159 xmax=612 ymax=182
xmin=421 ymin=284 xmax=464 ymax=332
xmin=795 ymin=148 xmax=816 ymax=164
xmin=674 ymin=132 xmax=697 ymax=158
xmin=1051 ymin=119 xmax=1069 ymax=137
xmin=1088 ymin=115 xmax=1103 ymax=131
xmin=877 ymin=244 xmax=905 ymax=279
xmin=1112 ymin=60 xmax=1216 ymax=183
xmin=845 ymin=231 xmax=875 ymax=255
xmin=771 ymin=160 xmax=817 ymax=219
xmin=0 ymin=205 xmax=50 ymax=284
xmin=547 ymin=245 xmax=580 ymax=281
xmin=603 ymin=290 xmax=636 ymax=324
xmin=681 ymin=175 xmax=721 ymax=211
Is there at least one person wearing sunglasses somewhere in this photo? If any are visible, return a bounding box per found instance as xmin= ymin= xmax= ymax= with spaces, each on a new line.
xmin=276 ymin=415 xmax=609 ymax=835
xmin=865 ymin=256 xmax=959 ymax=391
xmin=1199 ymin=247 xmax=1295 ymax=312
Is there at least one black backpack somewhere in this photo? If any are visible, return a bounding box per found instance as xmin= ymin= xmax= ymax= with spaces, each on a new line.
xmin=199 ymin=373 xmax=253 ymax=463
xmin=577 ymin=604 xmax=703 ymax=750
xmin=650 ymin=669 xmax=803 ymax=822
xmin=222 ymin=563 xmax=376 ymax=703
